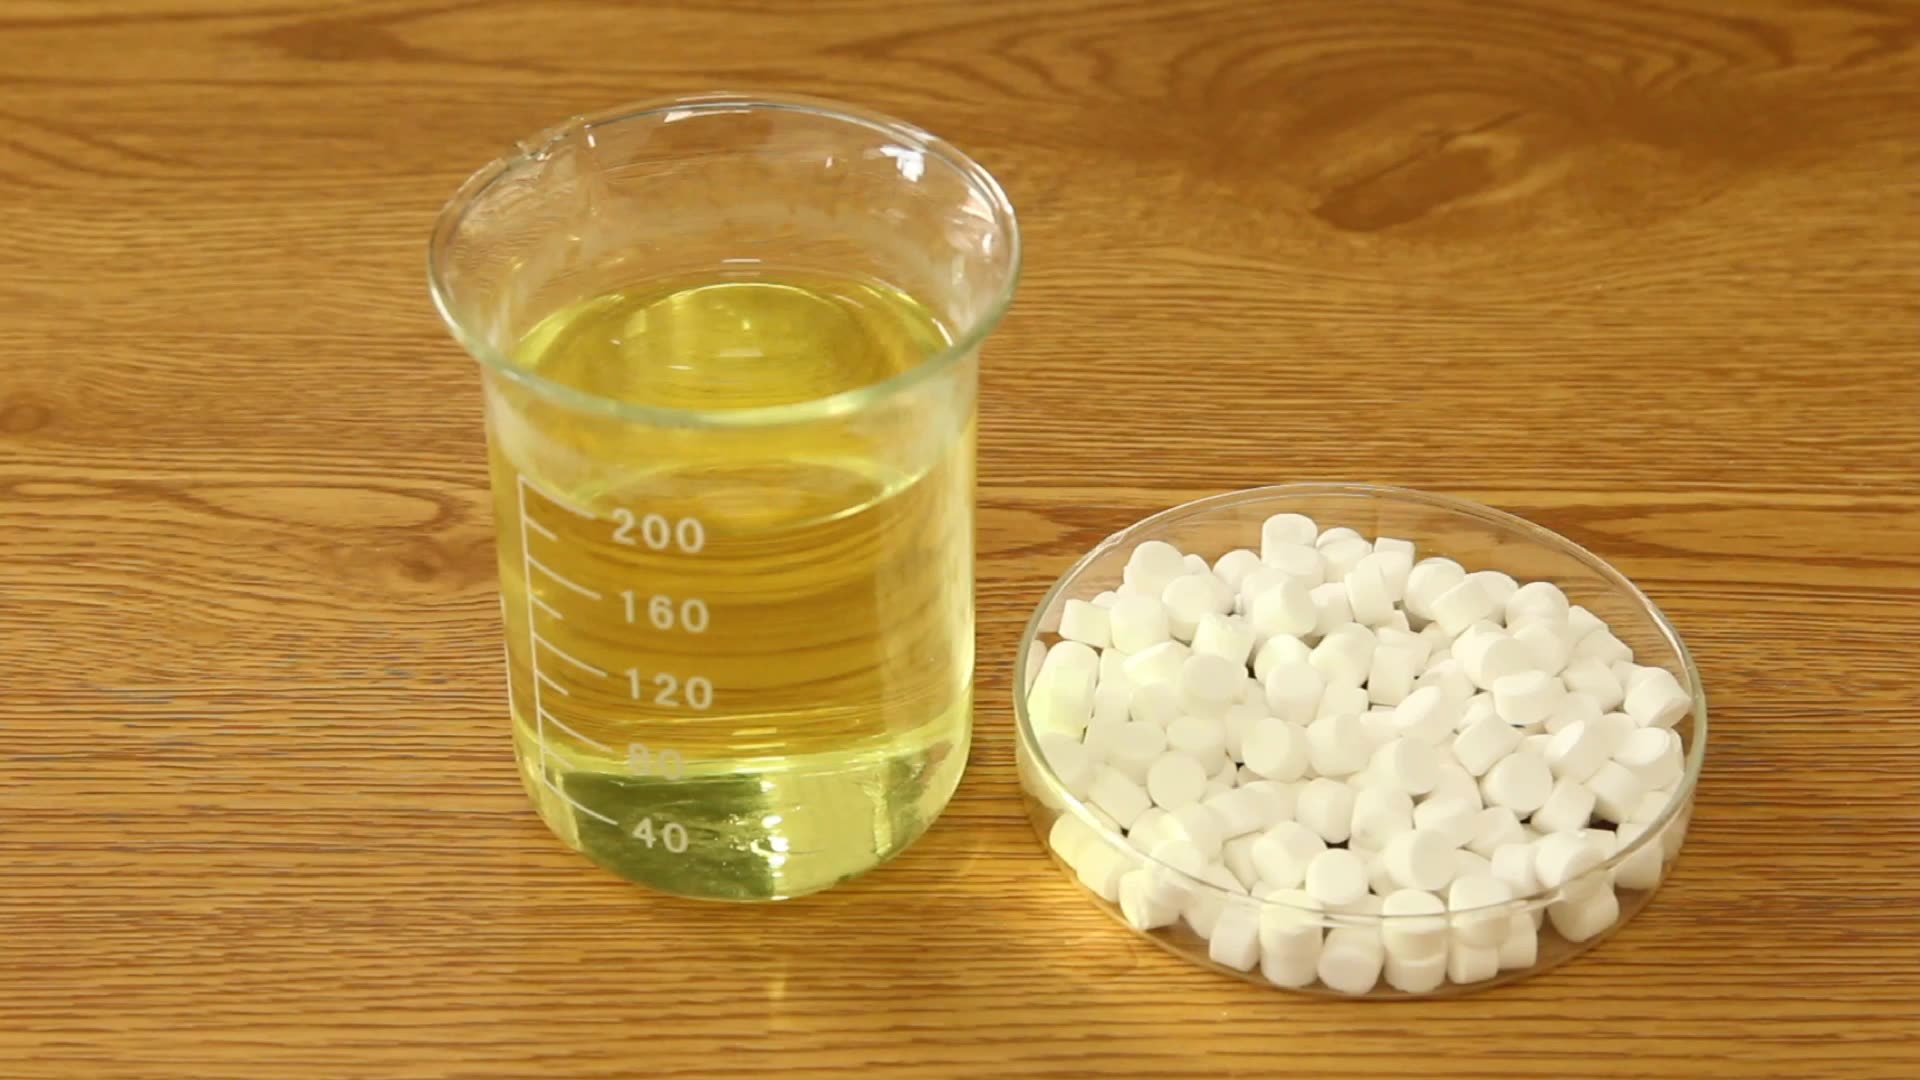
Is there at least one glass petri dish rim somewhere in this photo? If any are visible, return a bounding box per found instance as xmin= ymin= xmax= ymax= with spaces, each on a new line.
xmin=425 ymin=90 xmax=1022 ymax=431
xmin=1014 ymin=481 xmax=1708 ymax=919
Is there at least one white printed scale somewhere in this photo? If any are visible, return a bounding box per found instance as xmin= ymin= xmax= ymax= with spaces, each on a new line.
xmin=509 ymin=470 xmax=715 ymax=855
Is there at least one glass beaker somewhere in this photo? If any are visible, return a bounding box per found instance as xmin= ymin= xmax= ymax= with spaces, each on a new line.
xmin=428 ymin=94 xmax=1019 ymax=900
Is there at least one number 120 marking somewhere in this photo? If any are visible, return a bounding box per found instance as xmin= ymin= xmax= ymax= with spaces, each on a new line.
xmin=625 ymin=668 xmax=714 ymax=710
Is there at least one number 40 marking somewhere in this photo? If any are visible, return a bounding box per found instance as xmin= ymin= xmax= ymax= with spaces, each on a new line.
xmin=632 ymin=817 xmax=688 ymax=854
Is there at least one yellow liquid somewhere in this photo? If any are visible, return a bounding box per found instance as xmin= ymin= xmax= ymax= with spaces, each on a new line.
xmin=487 ymin=267 xmax=974 ymax=899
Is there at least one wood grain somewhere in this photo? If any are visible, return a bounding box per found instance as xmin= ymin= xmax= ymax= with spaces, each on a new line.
xmin=3 ymin=0 xmax=1917 ymax=1076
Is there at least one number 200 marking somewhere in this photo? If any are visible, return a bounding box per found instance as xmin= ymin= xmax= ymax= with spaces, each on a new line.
xmin=625 ymin=668 xmax=714 ymax=710
xmin=611 ymin=509 xmax=704 ymax=553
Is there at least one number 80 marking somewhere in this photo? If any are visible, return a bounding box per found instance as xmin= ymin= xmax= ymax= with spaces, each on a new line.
xmin=627 ymin=742 xmax=685 ymax=779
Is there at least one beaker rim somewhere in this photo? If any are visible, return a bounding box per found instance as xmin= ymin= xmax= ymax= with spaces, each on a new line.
xmin=426 ymin=91 xmax=1022 ymax=429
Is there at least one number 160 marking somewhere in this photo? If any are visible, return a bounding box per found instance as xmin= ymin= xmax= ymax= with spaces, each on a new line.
xmin=621 ymin=591 xmax=709 ymax=633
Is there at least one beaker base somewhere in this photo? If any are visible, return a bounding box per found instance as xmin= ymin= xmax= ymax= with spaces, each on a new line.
xmin=511 ymin=699 xmax=971 ymax=900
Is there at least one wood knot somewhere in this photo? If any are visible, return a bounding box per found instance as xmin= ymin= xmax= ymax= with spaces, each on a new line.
xmin=0 ymin=397 xmax=52 ymax=435
xmin=1311 ymin=111 xmax=1538 ymax=233
xmin=242 ymin=15 xmax=439 ymax=63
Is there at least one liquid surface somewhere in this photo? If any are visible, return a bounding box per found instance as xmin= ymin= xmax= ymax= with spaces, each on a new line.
xmin=487 ymin=267 xmax=974 ymax=899
xmin=511 ymin=269 xmax=953 ymax=410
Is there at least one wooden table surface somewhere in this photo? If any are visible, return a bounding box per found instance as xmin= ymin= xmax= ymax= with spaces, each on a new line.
xmin=4 ymin=1 xmax=1918 ymax=1077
